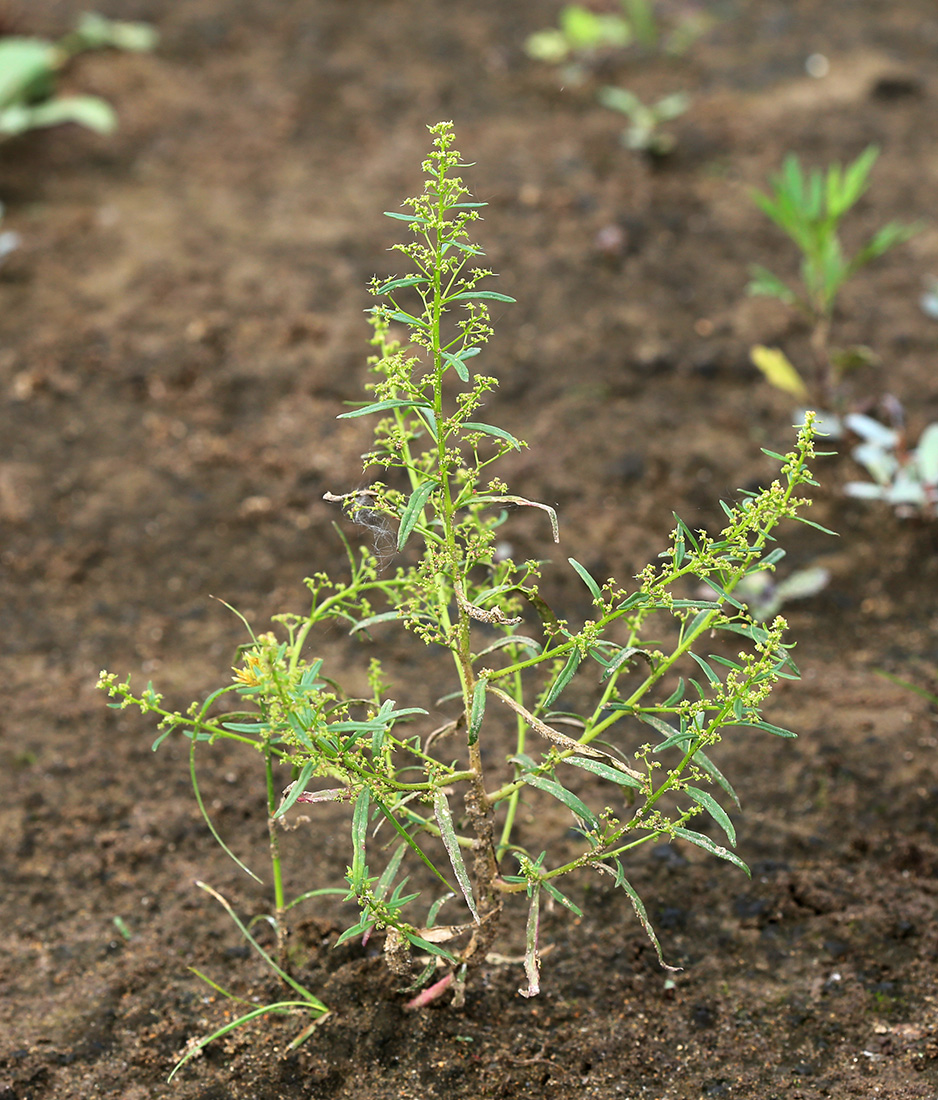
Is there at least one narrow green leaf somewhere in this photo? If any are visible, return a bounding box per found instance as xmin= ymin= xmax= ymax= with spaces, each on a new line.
xmin=373 ymin=843 xmax=408 ymax=902
xmin=387 ymin=309 xmax=429 ymax=328
xmin=599 ymin=646 xmax=652 ymax=682
xmin=350 ymin=789 xmax=370 ymax=889
xmin=449 ymin=291 xmax=517 ymax=303
xmin=567 ymin=754 xmax=643 ymax=791
xmin=685 ymin=786 xmax=736 ymax=847
xmin=672 ymin=827 xmax=750 ymax=876
xmin=375 ymin=275 xmax=428 ymax=295
xmin=337 ymin=399 xmax=432 ymax=420
xmin=433 ymin=789 xmax=479 ymax=922
xmin=568 ymin=557 xmax=602 ymax=601
xmin=543 ymin=648 xmax=582 ymax=707
xmin=397 ymin=478 xmax=437 ymax=551
xmin=743 ymin=719 xmax=797 ymax=738
xmin=542 ymin=879 xmax=582 ymax=916
xmin=402 ymin=930 xmax=456 ymax=961
xmin=462 ymin=421 xmax=522 ymax=450
xmin=687 ymin=651 xmax=721 ymax=686
xmin=606 ymin=863 xmax=678 ymax=971
xmin=272 ymin=761 xmax=317 ymax=820
xmin=383 ymin=211 xmax=427 ymax=223
xmin=523 ymin=773 xmax=598 ymax=831
xmin=349 ymin=610 xmax=402 ymax=634
xmin=698 ymin=576 xmax=745 ymax=610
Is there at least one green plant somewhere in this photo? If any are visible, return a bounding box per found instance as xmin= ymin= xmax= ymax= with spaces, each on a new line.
xmin=747 ymin=147 xmax=919 ymax=406
xmin=99 ymin=122 xmax=827 ymax=1074
xmin=598 ymin=85 xmax=689 ymax=156
xmin=525 ymin=1 xmax=709 ymax=66
xmin=0 ymin=12 xmax=157 ymax=141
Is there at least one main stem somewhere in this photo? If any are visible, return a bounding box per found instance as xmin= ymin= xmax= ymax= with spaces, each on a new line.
xmin=427 ymin=196 xmax=502 ymax=965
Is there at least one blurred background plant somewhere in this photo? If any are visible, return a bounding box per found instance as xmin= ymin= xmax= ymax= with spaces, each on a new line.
xmin=597 ymin=85 xmax=689 ymax=157
xmin=843 ymin=411 xmax=938 ymax=519
xmin=746 ymin=147 xmax=920 ymax=411
xmin=525 ymin=0 xmax=712 ymax=77
xmin=0 ymin=11 xmax=157 ymax=142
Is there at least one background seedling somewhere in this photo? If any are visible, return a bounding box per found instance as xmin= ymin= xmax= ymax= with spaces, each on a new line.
xmin=747 ymin=147 xmax=919 ymax=408
xmin=0 ymin=12 xmax=157 ymax=141
xmin=100 ymin=123 xmax=826 ymax=1076
xmin=598 ymin=85 xmax=689 ymax=157
xmin=525 ymin=0 xmax=711 ymax=70
xmin=844 ymin=412 xmax=938 ymax=518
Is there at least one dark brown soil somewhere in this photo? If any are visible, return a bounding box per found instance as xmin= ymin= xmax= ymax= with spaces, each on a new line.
xmin=3 ymin=2 xmax=938 ymax=1097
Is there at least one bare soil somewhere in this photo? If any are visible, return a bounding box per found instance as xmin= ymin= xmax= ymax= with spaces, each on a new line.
xmin=2 ymin=2 xmax=938 ymax=1098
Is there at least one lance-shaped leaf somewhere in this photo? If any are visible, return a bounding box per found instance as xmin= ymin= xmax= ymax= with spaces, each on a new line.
xmin=383 ymin=211 xmax=427 ymax=224
xmin=449 ymin=290 xmax=517 ymax=303
xmin=543 ymin=648 xmax=582 ymax=707
xmin=461 ymin=422 xmax=522 ymax=450
xmin=593 ymin=861 xmax=681 ymax=972
xmin=566 ymin=754 xmax=643 ymax=791
xmin=442 ymin=345 xmax=480 ymax=382
xmin=542 ymin=879 xmax=582 ymax=916
xmin=397 ymin=479 xmax=437 ymax=551
xmin=685 ymin=786 xmax=736 ymax=847
xmin=375 ymin=275 xmax=428 ymax=295
xmin=337 ymin=399 xmax=433 ymax=420
xmin=523 ymin=774 xmax=598 ymax=832
xmin=518 ymin=884 xmax=541 ymax=997
xmin=568 ymin=557 xmax=602 ymax=601
xmin=672 ymin=826 xmax=750 ymax=875
xmin=273 ymin=761 xmax=317 ymax=819
xmin=433 ymin=789 xmax=479 ymax=923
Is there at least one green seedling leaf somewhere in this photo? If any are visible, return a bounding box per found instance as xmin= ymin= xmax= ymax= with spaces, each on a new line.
xmin=72 ymin=13 xmax=159 ymax=52
xmin=0 ymin=40 xmax=56 ymax=108
xmin=750 ymin=346 xmax=809 ymax=399
xmin=568 ymin=557 xmax=602 ymax=601
xmin=685 ymin=786 xmax=736 ymax=846
xmin=0 ymin=95 xmax=117 ymax=136
xmin=671 ymin=827 xmax=750 ymax=875
xmin=397 ymin=479 xmax=437 ymax=550
xmin=433 ymin=789 xmax=479 ymax=922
